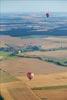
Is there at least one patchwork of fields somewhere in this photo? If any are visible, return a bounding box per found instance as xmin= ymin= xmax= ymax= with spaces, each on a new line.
xmin=0 ymin=36 xmax=67 ymax=100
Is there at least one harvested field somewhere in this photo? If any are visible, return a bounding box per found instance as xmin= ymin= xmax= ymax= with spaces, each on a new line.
xmin=18 ymin=72 xmax=67 ymax=100
xmin=33 ymin=89 xmax=67 ymax=100
xmin=0 ymin=69 xmax=18 ymax=83
xmin=0 ymin=36 xmax=67 ymax=49
xmin=18 ymin=72 xmax=67 ymax=88
xmin=25 ymin=50 xmax=67 ymax=58
xmin=0 ymin=58 xmax=67 ymax=76
xmin=0 ymin=35 xmax=67 ymax=100
xmin=0 ymin=81 xmax=40 ymax=100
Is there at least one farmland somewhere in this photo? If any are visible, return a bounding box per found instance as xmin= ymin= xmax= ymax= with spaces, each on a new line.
xmin=0 ymin=35 xmax=67 ymax=100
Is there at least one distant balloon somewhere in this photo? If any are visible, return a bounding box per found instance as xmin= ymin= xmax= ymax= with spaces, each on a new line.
xmin=27 ymin=72 xmax=34 ymax=80
xmin=46 ymin=13 xmax=49 ymax=18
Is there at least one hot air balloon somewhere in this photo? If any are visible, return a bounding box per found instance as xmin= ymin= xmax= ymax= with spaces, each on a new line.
xmin=27 ymin=72 xmax=34 ymax=80
xmin=46 ymin=13 xmax=49 ymax=18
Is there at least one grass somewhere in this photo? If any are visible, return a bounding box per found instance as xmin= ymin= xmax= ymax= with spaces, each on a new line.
xmin=0 ymin=69 xmax=18 ymax=83
xmin=40 ymin=57 xmax=67 ymax=67
xmin=32 ymin=85 xmax=67 ymax=90
xmin=0 ymin=51 xmax=17 ymax=60
xmin=0 ymin=51 xmax=9 ymax=57
xmin=59 ymin=58 xmax=67 ymax=66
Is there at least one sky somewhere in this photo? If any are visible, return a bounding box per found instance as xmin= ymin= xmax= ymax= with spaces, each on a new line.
xmin=1 ymin=0 xmax=67 ymax=13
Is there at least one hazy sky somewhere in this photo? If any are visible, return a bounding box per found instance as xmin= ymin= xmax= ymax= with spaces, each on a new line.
xmin=1 ymin=0 xmax=67 ymax=13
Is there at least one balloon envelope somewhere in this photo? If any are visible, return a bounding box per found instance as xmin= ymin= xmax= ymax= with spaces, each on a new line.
xmin=27 ymin=72 xmax=34 ymax=80
xmin=46 ymin=13 xmax=49 ymax=18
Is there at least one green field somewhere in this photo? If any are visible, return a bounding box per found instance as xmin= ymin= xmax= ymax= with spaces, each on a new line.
xmin=0 ymin=51 xmax=9 ymax=57
xmin=0 ymin=51 xmax=17 ymax=60
xmin=40 ymin=57 xmax=67 ymax=67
